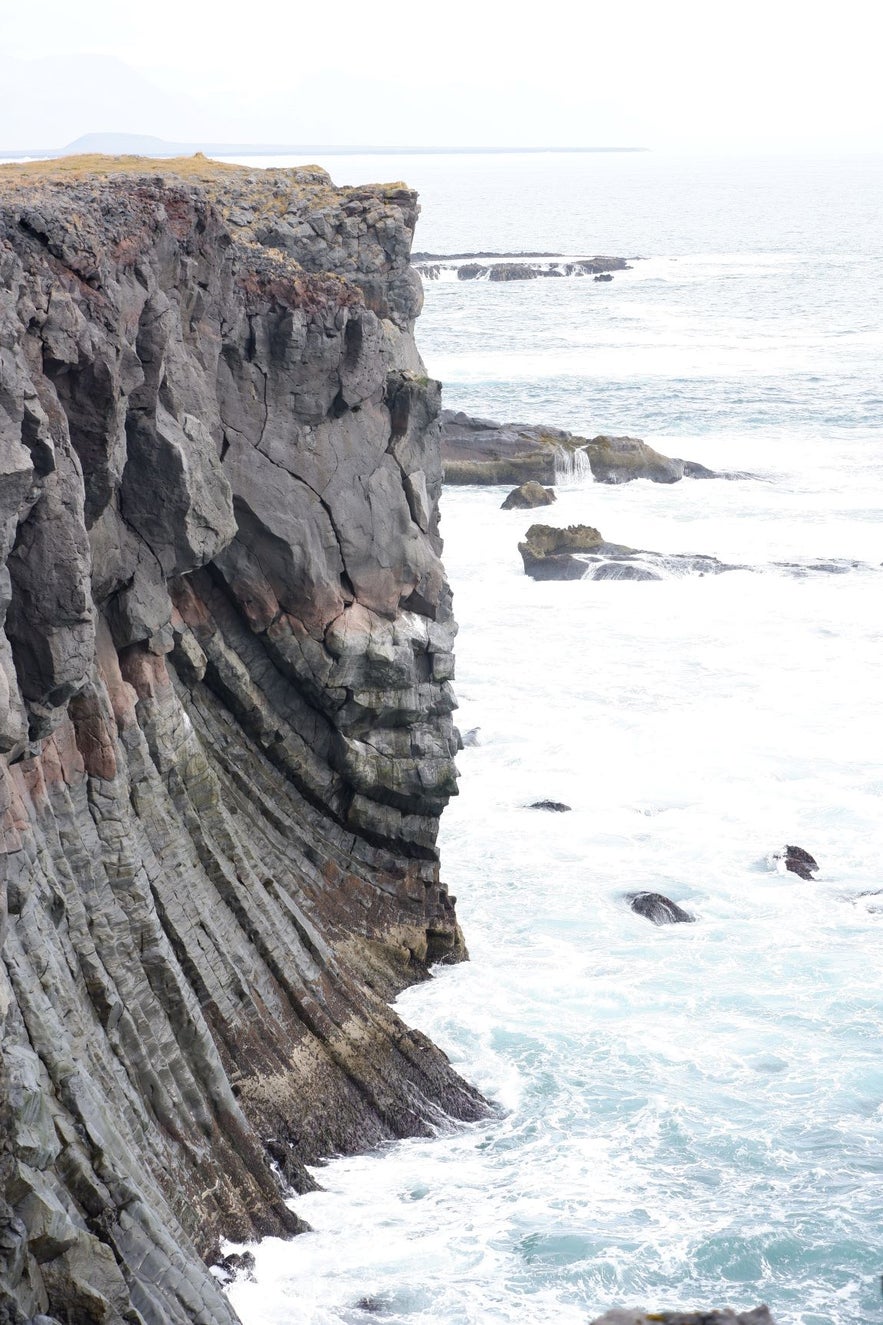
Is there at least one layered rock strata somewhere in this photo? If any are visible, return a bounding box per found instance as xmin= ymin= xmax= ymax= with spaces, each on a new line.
xmin=0 ymin=156 xmax=486 ymax=1325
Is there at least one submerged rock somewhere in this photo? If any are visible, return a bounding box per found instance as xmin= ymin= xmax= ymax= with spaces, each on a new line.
xmin=529 ymin=800 xmax=572 ymax=812
xmin=501 ymin=481 xmax=556 ymax=510
xmin=213 ymin=1251 xmax=257 ymax=1285
xmin=589 ymin=562 xmax=662 ymax=581
xmin=627 ymin=892 xmax=696 ymax=925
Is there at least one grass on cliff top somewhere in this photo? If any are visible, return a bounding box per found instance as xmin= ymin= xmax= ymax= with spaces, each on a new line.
xmin=0 ymin=154 xmax=414 ymax=203
xmin=0 ymin=153 xmax=315 ymax=182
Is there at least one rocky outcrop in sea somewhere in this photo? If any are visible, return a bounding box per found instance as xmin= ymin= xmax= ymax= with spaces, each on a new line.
xmin=440 ymin=410 xmax=722 ymax=485
xmin=414 ymin=254 xmax=631 ymax=281
xmin=0 ymin=156 xmax=487 ymax=1325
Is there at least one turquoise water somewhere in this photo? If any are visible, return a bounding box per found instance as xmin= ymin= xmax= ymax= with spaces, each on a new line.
xmin=227 ymin=152 xmax=883 ymax=1325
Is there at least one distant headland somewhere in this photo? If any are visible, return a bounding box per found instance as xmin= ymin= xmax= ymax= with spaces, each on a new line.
xmin=0 ymin=131 xmax=650 ymax=160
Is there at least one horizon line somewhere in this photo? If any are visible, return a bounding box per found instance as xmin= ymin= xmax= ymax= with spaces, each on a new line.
xmin=0 ymin=141 xmax=651 ymax=159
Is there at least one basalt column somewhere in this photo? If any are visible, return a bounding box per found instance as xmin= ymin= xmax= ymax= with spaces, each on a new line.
xmin=0 ymin=158 xmax=484 ymax=1325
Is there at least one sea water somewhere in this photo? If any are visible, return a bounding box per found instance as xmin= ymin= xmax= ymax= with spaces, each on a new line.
xmin=225 ymin=152 xmax=883 ymax=1325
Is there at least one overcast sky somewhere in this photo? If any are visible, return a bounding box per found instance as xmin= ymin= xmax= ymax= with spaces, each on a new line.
xmin=2 ymin=0 xmax=881 ymax=152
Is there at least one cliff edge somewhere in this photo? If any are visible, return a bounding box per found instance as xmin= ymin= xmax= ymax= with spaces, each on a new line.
xmin=0 ymin=156 xmax=485 ymax=1325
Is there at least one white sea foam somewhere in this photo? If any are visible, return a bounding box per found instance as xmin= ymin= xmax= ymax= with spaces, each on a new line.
xmin=229 ymin=152 xmax=883 ymax=1325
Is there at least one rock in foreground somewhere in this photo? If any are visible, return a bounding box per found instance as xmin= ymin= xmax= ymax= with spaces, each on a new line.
xmin=518 ymin=524 xmax=638 ymax=580
xmin=0 ymin=155 xmax=487 ymax=1325
xmin=516 ymin=524 xmax=864 ymax=583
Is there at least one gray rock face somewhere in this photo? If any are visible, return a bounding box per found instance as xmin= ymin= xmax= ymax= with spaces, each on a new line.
xmin=0 ymin=157 xmax=486 ymax=1325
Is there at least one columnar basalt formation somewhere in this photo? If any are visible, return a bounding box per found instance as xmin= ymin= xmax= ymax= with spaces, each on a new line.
xmin=0 ymin=156 xmax=485 ymax=1325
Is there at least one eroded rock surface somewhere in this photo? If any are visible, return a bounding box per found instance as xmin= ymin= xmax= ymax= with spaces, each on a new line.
xmin=0 ymin=156 xmax=486 ymax=1325
xmin=440 ymin=412 xmax=717 ymax=486
xmin=500 ymin=481 xmax=556 ymax=510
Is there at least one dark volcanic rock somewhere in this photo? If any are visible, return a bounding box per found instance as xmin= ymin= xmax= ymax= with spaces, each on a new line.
xmin=518 ymin=524 xmax=636 ymax=581
xmin=587 ymin=435 xmax=684 ymax=484
xmin=440 ymin=411 xmax=715 ymax=486
xmin=489 ymin=262 xmax=540 ymax=281
xmin=775 ymin=845 xmax=820 ymax=880
xmin=422 ymin=256 xmax=630 ymax=282
xmin=683 ymin=459 xmax=718 ymax=479
xmin=517 ymin=522 xmax=744 ymax=583
xmin=529 ymin=800 xmax=571 ymax=812
xmin=0 ymin=155 xmax=487 ymax=1325
xmin=500 ymin=482 xmax=556 ymax=510
xmin=627 ymin=893 xmax=696 ymax=925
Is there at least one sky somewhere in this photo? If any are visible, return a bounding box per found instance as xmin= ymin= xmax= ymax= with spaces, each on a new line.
xmin=1 ymin=0 xmax=882 ymax=153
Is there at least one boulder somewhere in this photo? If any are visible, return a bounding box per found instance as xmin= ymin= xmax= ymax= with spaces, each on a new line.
xmin=585 ymin=435 xmax=684 ymax=484
xmin=518 ymin=524 xmax=636 ymax=581
xmin=774 ymin=845 xmax=819 ymax=880
xmin=440 ymin=411 xmax=717 ymax=486
xmin=529 ymin=800 xmax=571 ymax=812
xmin=501 ymin=482 xmax=556 ymax=510
xmin=627 ymin=892 xmax=696 ymax=925
xmin=588 ymin=563 xmax=662 ymax=581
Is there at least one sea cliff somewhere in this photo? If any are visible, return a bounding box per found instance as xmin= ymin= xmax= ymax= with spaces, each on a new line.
xmin=0 ymin=156 xmax=485 ymax=1325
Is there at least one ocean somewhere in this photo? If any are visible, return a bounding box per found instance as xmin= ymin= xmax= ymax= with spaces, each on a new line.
xmin=223 ymin=151 xmax=883 ymax=1325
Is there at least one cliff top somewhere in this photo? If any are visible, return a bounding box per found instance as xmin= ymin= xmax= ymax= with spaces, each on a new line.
xmin=0 ymin=152 xmax=413 ymax=205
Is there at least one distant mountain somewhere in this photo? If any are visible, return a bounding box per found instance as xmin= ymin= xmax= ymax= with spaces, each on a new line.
xmin=60 ymin=132 xmax=181 ymax=155
xmin=11 ymin=132 xmax=649 ymax=160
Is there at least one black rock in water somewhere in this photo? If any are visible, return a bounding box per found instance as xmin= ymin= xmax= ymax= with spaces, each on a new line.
xmin=529 ymin=800 xmax=572 ymax=812
xmin=778 ymin=845 xmax=820 ymax=880
xmin=627 ymin=892 xmax=696 ymax=924
xmin=213 ymin=1252 xmax=257 ymax=1285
